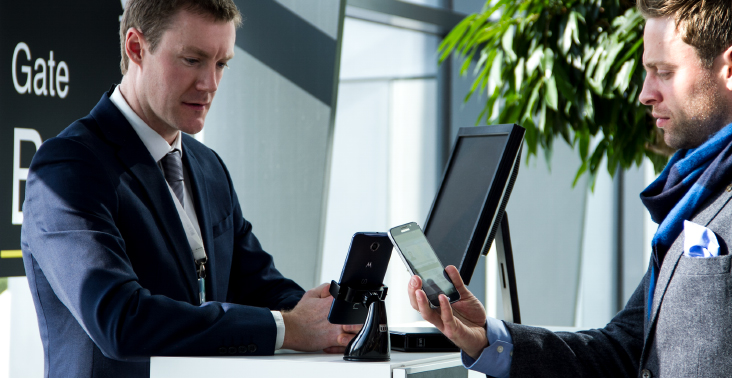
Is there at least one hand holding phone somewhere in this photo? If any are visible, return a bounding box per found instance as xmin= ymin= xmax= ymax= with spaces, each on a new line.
xmin=388 ymin=222 xmax=460 ymax=307
xmin=407 ymin=265 xmax=488 ymax=359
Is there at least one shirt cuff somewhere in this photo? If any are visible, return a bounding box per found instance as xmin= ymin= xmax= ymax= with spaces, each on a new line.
xmin=486 ymin=316 xmax=513 ymax=345
xmin=271 ymin=311 xmax=285 ymax=350
xmin=461 ymin=318 xmax=514 ymax=378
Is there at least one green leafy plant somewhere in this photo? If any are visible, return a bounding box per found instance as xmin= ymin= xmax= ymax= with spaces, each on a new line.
xmin=440 ymin=0 xmax=672 ymax=185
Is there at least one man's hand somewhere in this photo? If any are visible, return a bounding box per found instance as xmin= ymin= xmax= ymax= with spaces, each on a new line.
xmin=407 ymin=265 xmax=488 ymax=359
xmin=281 ymin=283 xmax=361 ymax=353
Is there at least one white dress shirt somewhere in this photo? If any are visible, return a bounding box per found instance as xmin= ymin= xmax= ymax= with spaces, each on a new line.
xmin=109 ymin=86 xmax=286 ymax=350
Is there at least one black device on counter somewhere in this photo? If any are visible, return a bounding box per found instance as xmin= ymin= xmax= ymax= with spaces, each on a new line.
xmin=328 ymin=232 xmax=392 ymax=361
xmin=390 ymin=327 xmax=459 ymax=352
xmin=328 ymin=232 xmax=392 ymax=325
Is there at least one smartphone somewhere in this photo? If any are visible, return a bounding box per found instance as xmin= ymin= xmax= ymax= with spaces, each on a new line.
xmin=388 ymin=222 xmax=460 ymax=308
xmin=327 ymin=232 xmax=393 ymax=324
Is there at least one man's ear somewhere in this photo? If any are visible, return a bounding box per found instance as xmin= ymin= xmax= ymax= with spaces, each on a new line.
xmin=721 ymin=45 xmax=732 ymax=91
xmin=125 ymin=27 xmax=145 ymax=69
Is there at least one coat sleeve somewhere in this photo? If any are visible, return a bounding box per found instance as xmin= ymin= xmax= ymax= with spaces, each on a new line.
xmin=504 ymin=268 xmax=648 ymax=377
xmin=21 ymin=136 xmax=289 ymax=361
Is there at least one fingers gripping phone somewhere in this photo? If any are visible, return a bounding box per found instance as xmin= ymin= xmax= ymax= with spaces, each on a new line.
xmin=388 ymin=222 xmax=460 ymax=308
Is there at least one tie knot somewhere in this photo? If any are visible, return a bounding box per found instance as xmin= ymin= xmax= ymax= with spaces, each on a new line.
xmin=162 ymin=150 xmax=183 ymax=183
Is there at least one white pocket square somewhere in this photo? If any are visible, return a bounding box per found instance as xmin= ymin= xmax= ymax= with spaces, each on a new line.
xmin=683 ymin=220 xmax=720 ymax=258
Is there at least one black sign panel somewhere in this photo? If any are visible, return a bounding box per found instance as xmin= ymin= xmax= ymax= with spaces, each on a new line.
xmin=1 ymin=1 xmax=123 ymax=276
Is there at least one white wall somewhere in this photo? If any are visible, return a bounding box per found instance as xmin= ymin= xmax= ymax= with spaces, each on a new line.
xmin=0 ymin=289 xmax=11 ymax=378
xmin=202 ymin=0 xmax=345 ymax=290
xmin=321 ymin=17 xmax=441 ymax=325
xmin=4 ymin=278 xmax=43 ymax=378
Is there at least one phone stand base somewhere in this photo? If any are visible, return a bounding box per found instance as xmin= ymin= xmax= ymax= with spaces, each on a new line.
xmin=329 ymin=281 xmax=390 ymax=362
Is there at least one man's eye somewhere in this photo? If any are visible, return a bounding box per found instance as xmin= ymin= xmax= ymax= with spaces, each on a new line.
xmin=657 ymin=71 xmax=672 ymax=79
xmin=185 ymin=58 xmax=199 ymax=65
xmin=217 ymin=62 xmax=229 ymax=69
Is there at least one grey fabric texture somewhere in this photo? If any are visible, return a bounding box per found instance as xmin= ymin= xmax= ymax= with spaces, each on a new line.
xmin=161 ymin=149 xmax=184 ymax=208
xmin=504 ymin=187 xmax=732 ymax=378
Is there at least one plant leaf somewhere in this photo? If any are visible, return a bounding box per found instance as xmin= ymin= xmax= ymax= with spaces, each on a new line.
xmin=515 ymin=57 xmax=525 ymax=91
xmin=545 ymin=76 xmax=559 ymax=111
xmin=490 ymin=50 xmax=505 ymax=90
xmin=538 ymin=100 xmax=547 ymax=132
xmin=584 ymin=89 xmax=595 ymax=120
xmin=502 ymin=25 xmax=518 ymax=62
xmin=526 ymin=48 xmax=544 ymax=73
xmin=561 ymin=11 xmax=578 ymax=55
xmin=543 ymin=47 xmax=555 ymax=78
xmin=552 ymin=64 xmax=576 ymax=101
xmin=613 ymin=59 xmax=635 ymax=92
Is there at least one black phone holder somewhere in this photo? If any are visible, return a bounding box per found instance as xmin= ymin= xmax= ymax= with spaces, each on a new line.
xmin=330 ymin=280 xmax=390 ymax=361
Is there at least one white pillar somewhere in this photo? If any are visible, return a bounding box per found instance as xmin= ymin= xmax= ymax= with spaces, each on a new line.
xmin=8 ymin=278 xmax=43 ymax=378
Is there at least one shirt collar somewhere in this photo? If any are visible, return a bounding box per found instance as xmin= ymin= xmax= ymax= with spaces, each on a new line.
xmin=109 ymin=85 xmax=182 ymax=163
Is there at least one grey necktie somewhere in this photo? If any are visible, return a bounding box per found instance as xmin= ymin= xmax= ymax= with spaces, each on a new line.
xmin=161 ymin=149 xmax=185 ymax=208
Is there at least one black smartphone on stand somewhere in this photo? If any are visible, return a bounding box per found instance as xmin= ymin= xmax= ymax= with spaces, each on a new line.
xmin=327 ymin=232 xmax=392 ymax=324
xmin=388 ymin=222 xmax=460 ymax=308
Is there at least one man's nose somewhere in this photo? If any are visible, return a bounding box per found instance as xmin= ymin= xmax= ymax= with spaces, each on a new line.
xmin=197 ymin=66 xmax=219 ymax=93
xmin=638 ymin=77 xmax=659 ymax=106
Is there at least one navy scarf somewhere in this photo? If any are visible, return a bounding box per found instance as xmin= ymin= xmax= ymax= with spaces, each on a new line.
xmin=640 ymin=124 xmax=732 ymax=319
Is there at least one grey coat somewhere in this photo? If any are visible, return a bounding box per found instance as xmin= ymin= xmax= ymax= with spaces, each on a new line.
xmin=505 ymin=186 xmax=732 ymax=378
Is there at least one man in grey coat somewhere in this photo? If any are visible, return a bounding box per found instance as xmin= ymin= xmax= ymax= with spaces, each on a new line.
xmin=407 ymin=0 xmax=732 ymax=377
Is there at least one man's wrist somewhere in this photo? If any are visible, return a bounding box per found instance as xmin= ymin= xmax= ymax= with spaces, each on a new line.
xmin=462 ymin=328 xmax=489 ymax=360
xmin=460 ymin=318 xmax=514 ymax=377
xmin=280 ymin=310 xmax=294 ymax=350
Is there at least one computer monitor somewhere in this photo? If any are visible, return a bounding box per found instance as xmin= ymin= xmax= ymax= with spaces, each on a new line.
xmin=423 ymin=124 xmax=524 ymax=285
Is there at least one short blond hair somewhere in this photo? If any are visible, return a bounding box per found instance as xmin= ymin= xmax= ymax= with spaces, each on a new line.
xmin=119 ymin=0 xmax=242 ymax=75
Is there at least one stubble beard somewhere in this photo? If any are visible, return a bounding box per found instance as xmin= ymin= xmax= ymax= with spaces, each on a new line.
xmin=662 ymin=71 xmax=729 ymax=150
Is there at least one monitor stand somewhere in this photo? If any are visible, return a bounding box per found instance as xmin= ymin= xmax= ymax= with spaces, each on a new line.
xmin=495 ymin=212 xmax=521 ymax=324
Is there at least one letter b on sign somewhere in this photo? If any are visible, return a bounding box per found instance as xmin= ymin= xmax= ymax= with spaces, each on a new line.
xmin=12 ymin=128 xmax=42 ymax=225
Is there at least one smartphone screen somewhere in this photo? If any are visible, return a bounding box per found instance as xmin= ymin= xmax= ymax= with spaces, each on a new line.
xmin=389 ymin=222 xmax=460 ymax=307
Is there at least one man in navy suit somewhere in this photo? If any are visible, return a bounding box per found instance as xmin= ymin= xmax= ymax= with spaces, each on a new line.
xmin=20 ymin=1 xmax=358 ymax=377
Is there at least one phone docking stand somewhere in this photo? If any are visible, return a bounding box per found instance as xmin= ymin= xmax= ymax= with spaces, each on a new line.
xmin=329 ymin=281 xmax=390 ymax=361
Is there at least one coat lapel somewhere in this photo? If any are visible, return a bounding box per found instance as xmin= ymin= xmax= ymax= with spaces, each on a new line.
xmin=181 ymin=137 xmax=217 ymax=301
xmin=645 ymin=240 xmax=683 ymax=341
xmin=644 ymin=187 xmax=732 ymax=342
xmin=89 ymin=91 xmax=199 ymax=299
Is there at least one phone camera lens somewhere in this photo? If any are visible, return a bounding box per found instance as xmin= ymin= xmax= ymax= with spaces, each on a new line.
xmin=370 ymin=242 xmax=380 ymax=251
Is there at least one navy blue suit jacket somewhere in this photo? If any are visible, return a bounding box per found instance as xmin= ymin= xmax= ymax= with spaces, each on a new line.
xmin=21 ymin=89 xmax=305 ymax=378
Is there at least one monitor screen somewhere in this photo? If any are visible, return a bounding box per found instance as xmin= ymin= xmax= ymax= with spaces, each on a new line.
xmin=423 ymin=124 xmax=524 ymax=284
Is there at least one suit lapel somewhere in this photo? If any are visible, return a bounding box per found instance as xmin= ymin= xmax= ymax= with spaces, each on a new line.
xmin=644 ymin=187 xmax=732 ymax=343
xmin=181 ymin=137 xmax=217 ymax=300
xmin=89 ymin=91 xmax=199 ymax=299
xmin=645 ymin=240 xmax=683 ymax=341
